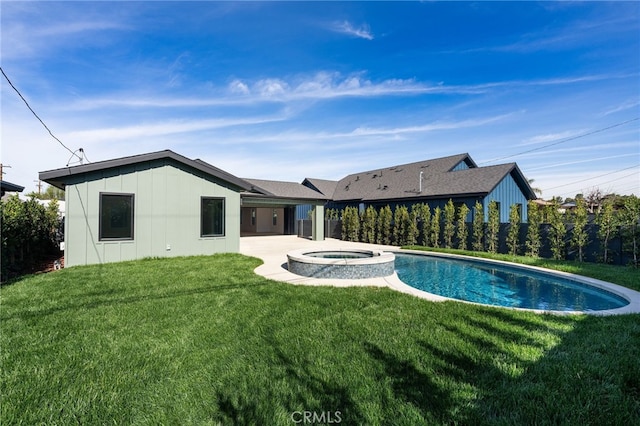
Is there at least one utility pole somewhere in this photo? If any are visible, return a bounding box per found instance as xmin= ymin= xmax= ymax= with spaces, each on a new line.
xmin=34 ymin=179 xmax=43 ymax=194
xmin=0 ymin=164 xmax=11 ymax=179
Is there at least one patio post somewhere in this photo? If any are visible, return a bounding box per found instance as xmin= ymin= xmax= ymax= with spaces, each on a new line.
xmin=311 ymin=205 xmax=325 ymax=241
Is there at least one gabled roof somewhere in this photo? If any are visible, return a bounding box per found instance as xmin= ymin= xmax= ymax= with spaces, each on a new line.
xmin=243 ymin=178 xmax=330 ymax=201
xmin=301 ymin=178 xmax=339 ymax=198
xmin=1 ymin=180 xmax=25 ymax=193
xmin=331 ymin=153 xmax=536 ymax=202
xmin=39 ymin=150 xmax=252 ymax=191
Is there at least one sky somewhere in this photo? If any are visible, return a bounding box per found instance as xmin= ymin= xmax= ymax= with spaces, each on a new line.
xmin=1 ymin=1 xmax=639 ymax=199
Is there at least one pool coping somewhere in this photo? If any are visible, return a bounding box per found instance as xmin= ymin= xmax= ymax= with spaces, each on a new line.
xmin=239 ymin=236 xmax=640 ymax=316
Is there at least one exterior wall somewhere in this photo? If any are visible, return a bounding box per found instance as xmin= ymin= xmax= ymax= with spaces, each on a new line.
xmin=483 ymin=172 xmax=529 ymax=223
xmin=451 ymin=161 xmax=470 ymax=171
xmin=296 ymin=204 xmax=314 ymax=220
xmin=64 ymin=160 xmax=241 ymax=267
xmin=241 ymin=207 xmax=286 ymax=234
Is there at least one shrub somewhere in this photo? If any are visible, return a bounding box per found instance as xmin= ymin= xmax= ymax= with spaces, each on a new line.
xmin=1 ymin=195 xmax=60 ymax=281
xmin=414 ymin=203 xmax=431 ymax=246
xmin=443 ymin=199 xmax=456 ymax=249
xmin=506 ymin=204 xmax=521 ymax=256
xmin=570 ymin=197 xmax=589 ymax=262
xmin=596 ymin=199 xmax=616 ymax=263
xmin=361 ymin=206 xmax=377 ymax=244
xmin=486 ymin=201 xmax=500 ymax=253
xmin=456 ymin=203 xmax=470 ymax=251
xmin=430 ymin=207 xmax=441 ymax=248
xmin=376 ymin=205 xmax=393 ymax=245
xmin=393 ymin=205 xmax=410 ymax=246
xmin=341 ymin=206 xmax=360 ymax=242
xmin=547 ymin=200 xmax=567 ymax=260
xmin=472 ymin=201 xmax=484 ymax=251
xmin=407 ymin=206 xmax=419 ymax=246
xmin=619 ymin=195 xmax=640 ymax=267
xmin=525 ymin=200 xmax=542 ymax=257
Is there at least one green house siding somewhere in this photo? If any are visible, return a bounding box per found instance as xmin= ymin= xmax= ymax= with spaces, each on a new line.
xmin=483 ymin=173 xmax=529 ymax=223
xmin=64 ymin=160 xmax=240 ymax=267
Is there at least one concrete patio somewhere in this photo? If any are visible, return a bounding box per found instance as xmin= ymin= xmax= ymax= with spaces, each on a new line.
xmin=239 ymin=235 xmax=405 ymax=288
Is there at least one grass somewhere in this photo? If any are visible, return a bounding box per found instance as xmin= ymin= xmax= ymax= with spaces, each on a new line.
xmin=1 ymin=253 xmax=639 ymax=425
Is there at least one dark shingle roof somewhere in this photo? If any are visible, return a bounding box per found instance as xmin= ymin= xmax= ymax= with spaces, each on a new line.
xmin=1 ymin=180 xmax=25 ymax=193
xmin=302 ymin=178 xmax=339 ymax=198
xmin=331 ymin=153 xmax=535 ymax=202
xmin=243 ymin=178 xmax=330 ymax=201
xmin=39 ymin=150 xmax=252 ymax=191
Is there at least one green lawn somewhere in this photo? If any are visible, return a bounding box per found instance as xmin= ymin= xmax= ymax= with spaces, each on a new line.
xmin=1 ymin=254 xmax=639 ymax=425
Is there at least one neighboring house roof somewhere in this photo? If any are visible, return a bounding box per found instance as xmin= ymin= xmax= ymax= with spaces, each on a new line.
xmin=1 ymin=180 xmax=25 ymax=194
xmin=243 ymin=178 xmax=330 ymax=201
xmin=302 ymin=178 xmax=339 ymax=198
xmin=39 ymin=150 xmax=252 ymax=191
xmin=331 ymin=153 xmax=536 ymax=202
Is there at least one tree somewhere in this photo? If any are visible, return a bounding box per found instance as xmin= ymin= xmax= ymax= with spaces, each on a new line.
xmin=341 ymin=206 xmax=360 ymax=242
xmin=27 ymin=184 xmax=65 ymax=201
xmin=619 ymin=195 xmax=640 ymax=267
xmin=525 ymin=200 xmax=542 ymax=257
xmin=596 ymin=198 xmax=616 ymax=264
xmin=443 ymin=199 xmax=456 ymax=249
xmin=393 ymin=205 xmax=410 ymax=246
xmin=430 ymin=207 xmax=441 ymax=248
xmin=584 ymin=188 xmax=604 ymax=214
xmin=506 ymin=204 xmax=521 ymax=256
xmin=456 ymin=203 xmax=470 ymax=251
xmin=547 ymin=200 xmax=567 ymax=260
xmin=407 ymin=205 xmax=420 ymax=246
xmin=1 ymin=195 xmax=60 ymax=280
xmin=414 ymin=203 xmax=431 ymax=246
xmin=377 ymin=205 xmax=393 ymax=245
xmin=486 ymin=201 xmax=500 ymax=253
xmin=570 ymin=197 xmax=589 ymax=262
xmin=527 ymin=178 xmax=543 ymax=196
xmin=472 ymin=201 xmax=484 ymax=251
xmin=361 ymin=205 xmax=377 ymax=244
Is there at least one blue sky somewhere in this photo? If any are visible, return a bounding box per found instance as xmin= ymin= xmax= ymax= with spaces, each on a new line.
xmin=2 ymin=1 xmax=639 ymax=198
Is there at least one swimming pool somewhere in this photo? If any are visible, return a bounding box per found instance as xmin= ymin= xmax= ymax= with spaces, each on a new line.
xmin=394 ymin=253 xmax=630 ymax=312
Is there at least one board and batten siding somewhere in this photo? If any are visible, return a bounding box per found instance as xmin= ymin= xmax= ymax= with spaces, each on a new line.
xmin=483 ymin=172 xmax=528 ymax=223
xmin=64 ymin=160 xmax=241 ymax=267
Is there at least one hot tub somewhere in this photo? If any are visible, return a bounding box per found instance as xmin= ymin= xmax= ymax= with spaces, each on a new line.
xmin=287 ymin=248 xmax=395 ymax=279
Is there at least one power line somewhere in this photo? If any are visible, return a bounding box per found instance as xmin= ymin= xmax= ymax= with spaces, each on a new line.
xmin=544 ymin=164 xmax=639 ymax=191
xmin=479 ymin=117 xmax=640 ymax=165
xmin=1 ymin=66 xmax=83 ymax=164
xmin=553 ymin=169 xmax=640 ymax=197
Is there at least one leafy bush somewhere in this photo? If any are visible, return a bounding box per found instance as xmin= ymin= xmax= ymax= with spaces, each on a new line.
xmin=1 ymin=195 xmax=61 ymax=281
xmin=472 ymin=201 xmax=484 ymax=251
xmin=443 ymin=199 xmax=456 ymax=249
xmin=376 ymin=205 xmax=393 ymax=245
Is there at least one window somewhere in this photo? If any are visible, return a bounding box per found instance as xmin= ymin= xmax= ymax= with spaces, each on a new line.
xmin=201 ymin=197 xmax=225 ymax=237
xmin=100 ymin=193 xmax=134 ymax=240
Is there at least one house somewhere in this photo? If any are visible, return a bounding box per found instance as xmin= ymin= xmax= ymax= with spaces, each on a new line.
xmin=1 ymin=180 xmax=25 ymax=199
xmin=39 ymin=149 xmax=534 ymax=267
xmin=39 ymin=150 xmax=327 ymax=267
xmin=309 ymin=153 xmax=536 ymax=222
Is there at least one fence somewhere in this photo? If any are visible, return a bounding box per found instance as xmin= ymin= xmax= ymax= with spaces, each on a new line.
xmin=298 ymin=219 xmax=635 ymax=266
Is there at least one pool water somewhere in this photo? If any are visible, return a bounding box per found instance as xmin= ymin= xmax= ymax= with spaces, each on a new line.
xmin=305 ymin=251 xmax=373 ymax=259
xmin=394 ymin=253 xmax=629 ymax=312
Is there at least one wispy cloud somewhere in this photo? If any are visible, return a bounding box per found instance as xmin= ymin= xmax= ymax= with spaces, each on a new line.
xmin=520 ymin=129 xmax=589 ymax=146
xmin=601 ymin=99 xmax=640 ymax=116
xmin=62 ymin=114 xmax=289 ymax=143
xmin=330 ymin=20 xmax=374 ymax=40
